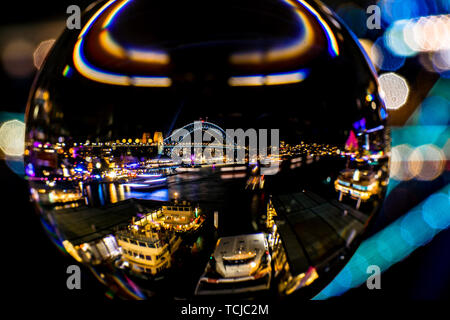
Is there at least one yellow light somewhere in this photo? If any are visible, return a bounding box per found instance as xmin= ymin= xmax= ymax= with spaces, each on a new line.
xmin=102 ymin=0 xmax=131 ymax=29
xmin=99 ymin=30 xmax=125 ymax=58
xmin=62 ymin=240 xmax=83 ymax=263
xmin=230 ymin=0 xmax=315 ymax=65
xmin=73 ymin=38 xmax=130 ymax=86
xmin=128 ymin=48 xmax=170 ymax=64
xmin=229 ymin=70 xmax=308 ymax=87
xmin=132 ymin=76 xmax=172 ymax=87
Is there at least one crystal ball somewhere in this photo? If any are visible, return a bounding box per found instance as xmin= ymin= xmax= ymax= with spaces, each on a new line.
xmin=24 ymin=0 xmax=389 ymax=300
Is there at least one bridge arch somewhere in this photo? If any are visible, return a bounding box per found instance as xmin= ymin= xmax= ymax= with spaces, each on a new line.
xmin=164 ymin=121 xmax=227 ymax=144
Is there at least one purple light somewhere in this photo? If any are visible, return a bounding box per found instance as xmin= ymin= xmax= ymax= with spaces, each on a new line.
xmin=138 ymin=174 xmax=162 ymax=178
xmin=143 ymin=178 xmax=167 ymax=183
xmin=25 ymin=163 xmax=35 ymax=177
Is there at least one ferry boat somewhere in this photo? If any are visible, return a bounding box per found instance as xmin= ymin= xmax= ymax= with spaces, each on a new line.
xmin=116 ymin=217 xmax=181 ymax=276
xmin=159 ymin=200 xmax=205 ymax=233
xmin=195 ymin=233 xmax=272 ymax=295
xmin=335 ymin=168 xmax=381 ymax=208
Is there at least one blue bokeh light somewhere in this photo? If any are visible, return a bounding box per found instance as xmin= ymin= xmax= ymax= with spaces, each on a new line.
xmin=374 ymin=37 xmax=405 ymax=71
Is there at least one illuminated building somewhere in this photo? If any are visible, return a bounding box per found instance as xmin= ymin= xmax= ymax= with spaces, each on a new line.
xmin=345 ymin=130 xmax=359 ymax=152
xmin=266 ymin=199 xmax=278 ymax=230
xmin=153 ymin=131 xmax=164 ymax=154
xmin=141 ymin=132 xmax=152 ymax=144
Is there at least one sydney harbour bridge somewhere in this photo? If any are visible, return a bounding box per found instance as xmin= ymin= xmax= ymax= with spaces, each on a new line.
xmin=162 ymin=121 xmax=243 ymax=158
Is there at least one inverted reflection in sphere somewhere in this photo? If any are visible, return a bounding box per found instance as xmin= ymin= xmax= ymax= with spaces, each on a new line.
xmin=25 ymin=0 xmax=389 ymax=300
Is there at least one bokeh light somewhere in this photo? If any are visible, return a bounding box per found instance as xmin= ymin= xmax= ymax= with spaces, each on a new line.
xmin=359 ymin=39 xmax=382 ymax=69
xmin=408 ymin=144 xmax=446 ymax=181
xmin=377 ymin=0 xmax=430 ymax=26
xmin=382 ymin=14 xmax=450 ymax=77
xmin=422 ymin=193 xmax=450 ymax=230
xmin=378 ymin=72 xmax=409 ymax=110
xmin=33 ymin=39 xmax=55 ymax=70
xmin=390 ymin=144 xmax=415 ymax=181
xmin=400 ymin=209 xmax=436 ymax=248
xmin=0 ymin=119 xmax=25 ymax=156
xmin=406 ymin=15 xmax=450 ymax=53
xmin=384 ymin=20 xmax=416 ymax=57
xmin=416 ymin=95 xmax=449 ymax=126
xmin=373 ymin=37 xmax=405 ymax=71
xmin=390 ymin=140 xmax=448 ymax=182
xmin=314 ymin=184 xmax=450 ymax=299
xmin=1 ymin=39 xmax=34 ymax=78
xmin=432 ymin=49 xmax=450 ymax=77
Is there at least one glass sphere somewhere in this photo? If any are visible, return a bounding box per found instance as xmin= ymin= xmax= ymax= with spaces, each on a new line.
xmin=24 ymin=0 xmax=389 ymax=300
